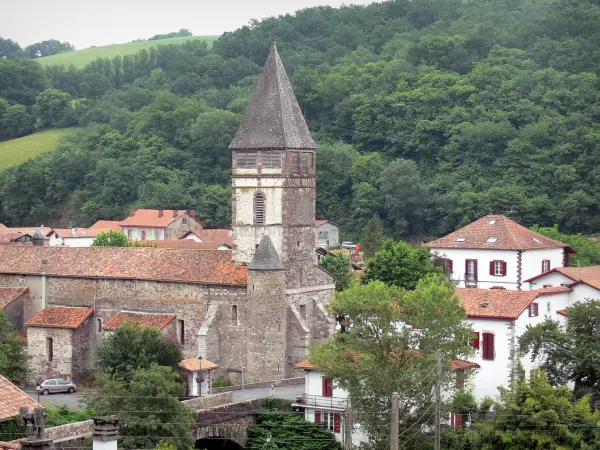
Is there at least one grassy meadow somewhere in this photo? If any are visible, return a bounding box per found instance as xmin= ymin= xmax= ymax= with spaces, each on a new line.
xmin=0 ymin=128 xmax=75 ymax=168
xmin=37 ymin=35 xmax=219 ymax=68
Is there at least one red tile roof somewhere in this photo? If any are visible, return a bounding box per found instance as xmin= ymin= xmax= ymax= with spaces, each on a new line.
xmin=120 ymin=209 xmax=206 ymax=229
xmin=26 ymin=306 xmax=93 ymax=329
xmin=425 ymin=215 xmax=573 ymax=251
xmin=103 ymin=311 xmax=175 ymax=331
xmin=451 ymin=360 xmax=480 ymax=371
xmin=0 ymin=288 xmax=28 ymax=309
xmin=456 ymin=288 xmax=539 ymax=319
xmin=179 ymin=358 xmax=219 ymax=372
xmin=295 ymin=361 xmax=316 ymax=369
xmin=525 ymin=266 xmax=600 ymax=283
xmin=52 ymin=229 xmax=93 ymax=238
xmin=138 ymin=240 xmax=230 ymax=250
xmin=557 ymin=309 xmax=568 ymax=317
xmin=88 ymin=220 xmax=122 ymax=232
xmin=0 ymin=374 xmax=42 ymax=421
xmin=0 ymin=227 xmax=53 ymax=238
xmin=0 ymin=233 xmax=31 ymax=242
xmin=535 ymin=285 xmax=573 ymax=295
xmin=0 ymin=246 xmax=247 ymax=286
xmin=181 ymin=229 xmax=233 ymax=246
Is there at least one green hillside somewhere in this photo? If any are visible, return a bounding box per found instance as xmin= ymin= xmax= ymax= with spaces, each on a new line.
xmin=37 ymin=36 xmax=219 ymax=68
xmin=0 ymin=128 xmax=75 ymax=167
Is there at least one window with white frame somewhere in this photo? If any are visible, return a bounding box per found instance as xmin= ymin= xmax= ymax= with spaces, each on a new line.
xmin=529 ymin=303 xmax=539 ymax=317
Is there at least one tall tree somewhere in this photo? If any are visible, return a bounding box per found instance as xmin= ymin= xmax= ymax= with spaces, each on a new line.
xmin=34 ymin=89 xmax=74 ymax=128
xmin=519 ymin=300 xmax=600 ymax=401
xmin=361 ymin=214 xmax=386 ymax=258
xmin=0 ymin=309 xmax=28 ymax=386
xmin=318 ymin=253 xmax=353 ymax=292
xmin=310 ymin=276 xmax=473 ymax=449
xmin=96 ymin=323 xmax=183 ymax=384
xmin=0 ymin=38 xmax=24 ymax=58
xmin=362 ymin=240 xmax=442 ymax=290
xmin=92 ymin=231 xmax=129 ymax=247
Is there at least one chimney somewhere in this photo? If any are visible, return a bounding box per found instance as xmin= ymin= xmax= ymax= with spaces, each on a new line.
xmin=92 ymin=416 xmax=119 ymax=450
xmin=71 ymin=227 xmax=76 ymax=237
xmin=158 ymin=209 xmax=163 ymax=218
xmin=172 ymin=210 xmax=178 ymax=218
xmin=129 ymin=209 xmax=136 ymax=217
xmin=19 ymin=407 xmax=53 ymax=450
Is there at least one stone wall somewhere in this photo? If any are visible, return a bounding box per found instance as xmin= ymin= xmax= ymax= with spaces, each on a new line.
xmin=72 ymin=316 xmax=93 ymax=379
xmin=45 ymin=420 xmax=93 ymax=441
xmin=213 ymin=376 xmax=303 ymax=392
xmin=27 ymin=327 xmax=73 ymax=382
xmin=182 ymin=391 xmax=233 ymax=409
xmin=4 ymin=293 xmax=25 ymax=331
xmin=166 ymin=213 xmax=204 ymax=240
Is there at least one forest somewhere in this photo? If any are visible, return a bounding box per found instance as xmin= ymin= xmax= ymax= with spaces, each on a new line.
xmin=0 ymin=0 xmax=599 ymax=241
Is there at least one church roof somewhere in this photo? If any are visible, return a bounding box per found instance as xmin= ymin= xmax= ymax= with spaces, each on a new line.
xmin=229 ymin=43 xmax=317 ymax=150
xmin=248 ymin=235 xmax=284 ymax=270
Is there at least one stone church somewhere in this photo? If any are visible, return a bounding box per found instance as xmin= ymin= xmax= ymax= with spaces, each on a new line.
xmin=0 ymin=43 xmax=335 ymax=385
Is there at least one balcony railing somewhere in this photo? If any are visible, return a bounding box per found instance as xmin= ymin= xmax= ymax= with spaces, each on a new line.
xmin=295 ymin=393 xmax=348 ymax=410
xmin=464 ymin=273 xmax=478 ymax=288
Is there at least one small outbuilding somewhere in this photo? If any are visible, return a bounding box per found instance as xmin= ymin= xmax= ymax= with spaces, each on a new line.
xmin=178 ymin=358 xmax=218 ymax=396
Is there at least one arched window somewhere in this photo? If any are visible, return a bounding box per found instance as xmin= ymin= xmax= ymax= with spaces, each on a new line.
xmin=232 ymin=305 xmax=238 ymax=325
xmin=254 ymin=192 xmax=265 ymax=224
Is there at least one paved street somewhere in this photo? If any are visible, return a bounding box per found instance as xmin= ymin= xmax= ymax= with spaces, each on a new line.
xmin=25 ymin=389 xmax=87 ymax=410
xmin=231 ymin=384 xmax=303 ymax=402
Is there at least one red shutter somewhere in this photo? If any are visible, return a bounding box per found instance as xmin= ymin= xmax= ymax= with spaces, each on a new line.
xmin=474 ymin=260 xmax=478 ymax=278
xmin=502 ymin=261 xmax=507 ymax=277
xmin=482 ymin=333 xmax=494 ymax=360
xmin=322 ymin=378 xmax=333 ymax=397
xmin=489 ymin=261 xmax=494 ymax=275
xmin=533 ymin=303 xmax=538 ymax=316
xmin=465 ymin=260 xmax=469 ymax=277
xmin=448 ymin=260 xmax=453 ymax=273
xmin=473 ymin=332 xmax=480 ymax=349
xmin=334 ymin=413 xmax=341 ymax=433
xmin=322 ymin=378 xmax=327 ymax=396
xmin=541 ymin=260 xmax=545 ymax=274
xmin=528 ymin=305 xmax=532 ymax=317
xmin=315 ymin=411 xmax=321 ymax=423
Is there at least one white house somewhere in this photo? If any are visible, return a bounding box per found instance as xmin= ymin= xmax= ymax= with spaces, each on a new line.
xmin=456 ymin=287 xmax=571 ymax=400
xmin=120 ymin=209 xmax=206 ymax=241
xmin=315 ymin=220 xmax=340 ymax=248
xmin=294 ymin=358 xmax=478 ymax=446
xmin=48 ymin=221 xmax=122 ymax=247
xmin=425 ymin=215 xmax=574 ymax=290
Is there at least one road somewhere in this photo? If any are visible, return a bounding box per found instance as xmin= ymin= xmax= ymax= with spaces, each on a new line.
xmin=231 ymin=384 xmax=303 ymax=402
xmin=25 ymin=389 xmax=87 ymax=410
xmin=23 ymin=384 xmax=304 ymax=410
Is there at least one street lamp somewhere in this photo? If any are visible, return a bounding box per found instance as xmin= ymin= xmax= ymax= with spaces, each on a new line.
xmin=195 ymin=355 xmax=203 ymax=397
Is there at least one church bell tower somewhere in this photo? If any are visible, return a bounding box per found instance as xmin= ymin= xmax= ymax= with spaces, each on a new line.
xmin=230 ymin=42 xmax=317 ymax=289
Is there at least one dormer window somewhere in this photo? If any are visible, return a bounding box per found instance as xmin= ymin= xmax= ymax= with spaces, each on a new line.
xmin=533 ymin=238 xmax=540 ymax=244
xmin=488 ymin=220 xmax=496 ymax=225
xmin=486 ymin=237 xmax=498 ymax=243
xmin=456 ymin=237 xmax=466 ymax=242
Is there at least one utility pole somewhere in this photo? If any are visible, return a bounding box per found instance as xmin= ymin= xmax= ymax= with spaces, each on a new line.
xmin=345 ymin=407 xmax=353 ymax=450
xmin=434 ymin=349 xmax=441 ymax=450
xmin=390 ymin=392 xmax=400 ymax=450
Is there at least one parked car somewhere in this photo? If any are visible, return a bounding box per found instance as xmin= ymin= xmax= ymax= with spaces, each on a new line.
xmin=36 ymin=379 xmax=77 ymax=395
xmin=341 ymin=241 xmax=357 ymax=249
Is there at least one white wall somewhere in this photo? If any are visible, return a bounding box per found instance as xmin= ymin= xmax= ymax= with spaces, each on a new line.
xmin=570 ymin=284 xmax=600 ymax=304
xmin=48 ymin=234 xmax=95 ymax=247
xmin=183 ymin=233 xmax=202 ymax=242
xmin=122 ymin=227 xmax=164 ymax=241
xmin=526 ymin=271 xmax=574 ymax=290
xmin=521 ymin=248 xmax=565 ymax=283
xmin=431 ymin=248 xmax=519 ymax=289
xmin=316 ymin=223 xmax=340 ymax=248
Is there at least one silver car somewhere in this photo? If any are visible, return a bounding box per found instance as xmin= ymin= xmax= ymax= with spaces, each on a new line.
xmin=36 ymin=379 xmax=77 ymax=395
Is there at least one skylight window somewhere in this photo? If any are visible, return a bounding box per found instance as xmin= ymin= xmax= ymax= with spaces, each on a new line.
xmin=487 ymin=237 xmax=498 ymax=243
xmin=533 ymin=238 xmax=540 ymax=244
xmin=488 ymin=220 xmax=496 ymax=225
xmin=456 ymin=237 xmax=466 ymax=242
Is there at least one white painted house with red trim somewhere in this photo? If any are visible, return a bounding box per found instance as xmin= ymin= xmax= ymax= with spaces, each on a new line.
xmin=425 ymin=215 xmax=574 ymax=290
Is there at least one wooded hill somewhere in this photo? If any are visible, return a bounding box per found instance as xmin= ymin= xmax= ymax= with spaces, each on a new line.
xmin=0 ymin=0 xmax=599 ymax=241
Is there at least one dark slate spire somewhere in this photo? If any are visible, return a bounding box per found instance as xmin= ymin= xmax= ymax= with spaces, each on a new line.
xmin=230 ymin=43 xmax=317 ymax=150
xmin=248 ymin=235 xmax=284 ymax=270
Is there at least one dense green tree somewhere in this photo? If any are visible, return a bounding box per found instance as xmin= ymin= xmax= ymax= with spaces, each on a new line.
xmin=34 ymin=89 xmax=74 ymax=128
xmin=2 ymin=105 xmax=34 ymax=137
xmin=361 ymin=214 xmax=386 ymax=258
xmin=79 ymin=73 xmax=111 ymax=99
xmin=90 ymin=365 xmax=194 ymax=450
xmin=318 ymin=253 xmax=353 ymax=292
xmin=26 ymin=40 xmax=74 ymax=58
xmin=0 ymin=38 xmax=24 ymax=58
xmin=310 ymin=276 xmax=473 ymax=449
xmin=0 ymin=309 xmax=28 ymax=386
xmin=246 ymin=409 xmax=341 ymax=450
xmin=96 ymin=323 xmax=183 ymax=384
xmin=477 ymin=368 xmax=600 ymax=449
xmin=91 ymin=230 xmax=129 ymax=247
xmin=363 ymin=240 xmax=443 ymax=290
xmin=530 ymin=224 xmax=600 ymax=266
xmin=519 ymin=300 xmax=600 ymax=400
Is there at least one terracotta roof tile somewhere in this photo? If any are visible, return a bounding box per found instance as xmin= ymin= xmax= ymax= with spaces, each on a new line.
xmin=425 ymin=215 xmax=572 ymax=251
xmin=457 ymin=288 xmax=540 ymax=319
xmin=0 ymin=227 xmax=53 ymax=238
xmin=120 ymin=209 xmax=206 ymax=229
xmin=315 ymin=220 xmax=328 ymax=227
xmin=0 ymin=374 xmax=42 ymax=421
xmin=88 ymin=220 xmax=122 ymax=232
xmin=182 ymin=229 xmax=233 ymax=246
xmin=0 ymin=233 xmax=31 ymax=242
xmin=557 ymin=309 xmax=568 ymax=317
xmin=178 ymin=358 xmax=219 ymax=372
xmin=0 ymin=246 xmax=247 ymax=286
xmin=52 ymin=229 xmax=92 ymax=238
xmin=535 ymin=285 xmax=572 ymax=295
xmin=295 ymin=361 xmax=316 ymax=369
xmin=451 ymin=360 xmax=480 ymax=371
xmin=103 ymin=312 xmax=175 ymax=331
xmin=0 ymin=288 xmax=28 ymax=309
xmin=138 ymin=240 xmax=229 ymax=250
xmin=26 ymin=307 xmax=93 ymax=329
